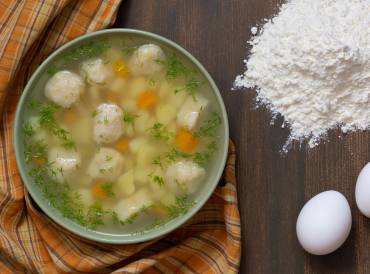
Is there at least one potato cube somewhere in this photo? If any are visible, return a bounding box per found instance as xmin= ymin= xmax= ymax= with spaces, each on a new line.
xmin=129 ymin=137 xmax=148 ymax=154
xmin=110 ymin=78 xmax=127 ymax=93
xmin=136 ymin=144 xmax=158 ymax=166
xmin=129 ymin=77 xmax=148 ymax=98
xmin=134 ymin=165 xmax=154 ymax=186
xmin=155 ymin=104 xmax=177 ymax=125
xmin=116 ymin=170 xmax=135 ymax=197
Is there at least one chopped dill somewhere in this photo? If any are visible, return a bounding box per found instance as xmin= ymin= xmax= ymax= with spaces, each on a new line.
xmin=101 ymin=182 xmax=115 ymax=197
xmin=46 ymin=64 xmax=58 ymax=76
xmin=122 ymin=45 xmax=138 ymax=56
xmin=174 ymin=77 xmax=202 ymax=100
xmin=123 ymin=111 xmax=139 ymax=126
xmin=63 ymin=40 xmax=110 ymax=64
xmin=152 ymin=141 xmax=217 ymax=167
xmin=105 ymin=155 xmax=112 ymax=162
xmin=148 ymin=123 xmax=173 ymax=141
xmin=92 ymin=110 xmax=98 ymax=118
xmin=148 ymin=78 xmax=156 ymax=87
xmin=30 ymin=101 xmax=75 ymax=149
xmin=24 ymin=141 xmax=47 ymax=164
xmin=119 ymin=206 xmax=151 ymax=226
xmin=195 ymin=112 xmax=222 ymax=138
xmin=192 ymin=141 xmax=217 ymax=165
xmin=149 ymin=173 xmax=165 ymax=187
xmin=148 ymin=196 xmax=195 ymax=229
xmin=157 ymin=53 xmax=201 ymax=99
xmin=23 ymin=122 xmax=35 ymax=137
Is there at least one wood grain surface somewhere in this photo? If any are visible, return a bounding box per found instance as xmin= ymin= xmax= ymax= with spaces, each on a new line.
xmin=114 ymin=1 xmax=370 ymax=273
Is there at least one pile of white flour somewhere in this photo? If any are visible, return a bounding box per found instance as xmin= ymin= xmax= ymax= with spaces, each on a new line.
xmin=234 ymin=0 xmax=370 ymax=150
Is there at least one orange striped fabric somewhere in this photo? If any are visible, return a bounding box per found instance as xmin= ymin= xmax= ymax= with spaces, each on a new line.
xmin=0 ymin=1 xmax=241 ymax=273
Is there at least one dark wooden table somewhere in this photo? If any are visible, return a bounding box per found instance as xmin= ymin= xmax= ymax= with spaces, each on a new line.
xmin=114 ymin=1 xmax=370 ymax=273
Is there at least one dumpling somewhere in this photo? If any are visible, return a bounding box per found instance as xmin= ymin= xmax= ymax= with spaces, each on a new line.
xmin=93 ymin=103 xmax=124 ymax=144
xmin=177 ymin=96 xmax=208 ymax=130
xmin=80 ymin=58 xmax=112 ymax=85
xmin=87 ymin=148 xmax=123 ymax=181
xmin=165 ymin=161 xmax=206 ymax=195
xmin=114 ymin=188 xmax=153 ymax=220
xmin=129 ymin=44 xmax=166 ymax=76
xmin=44 ymin=71 xmax=85 ymax=108
xmin=48 ymin=147 xmax=81 ymax=182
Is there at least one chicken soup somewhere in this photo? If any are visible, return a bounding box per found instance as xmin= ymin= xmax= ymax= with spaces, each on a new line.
xmin=22 ymin=37 xmax=222 ymax=233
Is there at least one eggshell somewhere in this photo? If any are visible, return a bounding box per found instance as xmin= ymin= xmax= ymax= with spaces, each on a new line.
xmin=355 ymin=162 xmax=370 ymax=218
xmin=296 ymin=190 xmax=351 ymax=255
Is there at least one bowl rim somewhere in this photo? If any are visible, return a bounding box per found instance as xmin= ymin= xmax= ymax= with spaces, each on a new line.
xmin=14 ymin=28 xmax=229 ymax=244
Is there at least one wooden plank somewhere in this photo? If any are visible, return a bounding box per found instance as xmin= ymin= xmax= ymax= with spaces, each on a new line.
xmin=114 ymin=1 xmax=370 ymax=273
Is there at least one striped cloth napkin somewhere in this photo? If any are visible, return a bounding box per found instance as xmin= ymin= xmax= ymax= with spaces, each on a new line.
xmin=0 ymin=1 xmax=241 ymax=273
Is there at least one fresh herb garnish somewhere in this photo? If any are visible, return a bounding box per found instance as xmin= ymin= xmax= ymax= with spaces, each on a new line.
xmin=195 ymin=112 xmax=222 ymax=138
xmin=105 ymin=155 xmax=112 ymax=162
xmin=27 ymin=156 xmax=111 ymax=229
xmin=123 ymin=111 xmax=139 ymax=126
xmin=30 ymin=101 xmax=75 ymax=149
xmin=148 ymin=196 xmax=195 ymax=229
xmin=153 ymin=140 xmax=217 ymax=167
xmin=122 ymin=46 xmax=138 ymax=56
xmin=63 ymin=40 xmax=110 ymax=64
xmin=174 ymin=77 xmax=202 ymax=100
xmin=24 ymin=141 xmax=47 ymax=164
xmin=23 ymin=122 xmax=35 ymax=137
xmin=149 ymin=174 xmax=165 ymax=187
xmin=148 ymin=123 xmax=173 ymax=141
xmin=157 ymin=53 xmax=201 ymax=100
xmin=46 ymin=64 xmax=58 ymax=76
xmin=101 ymin=182 xmax=115 ymax=197
xmin=92 ymin=110 xmax=98 ymax=118
xmin=117 ymin=206 xmax=151 ymax=226
xmin=192 ymin=141 xmax=217 ymax=165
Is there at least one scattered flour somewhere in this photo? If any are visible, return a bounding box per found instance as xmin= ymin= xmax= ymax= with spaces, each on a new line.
xmin=235 ymin=0 xmax=370 ymax=150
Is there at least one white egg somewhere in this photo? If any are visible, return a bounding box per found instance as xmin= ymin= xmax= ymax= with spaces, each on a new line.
xmin=355 ymin=162 xmax=370 ymax=218
xmin=296 ymin=190 xmax=351 ymax=255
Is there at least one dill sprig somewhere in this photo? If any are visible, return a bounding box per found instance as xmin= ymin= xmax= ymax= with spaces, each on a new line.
xmin=153 ymin=140 xmax=218 ymax=167
xmin=24 ymin=141 xmax=47 ymax=164
xmin=157 ymin=54 xmax=202 ymax=100
xmin=23 ymin=121 xmax=35 ymax=137
xmin=29 ymin=100 xmax=75 ymax=149
xmin=149 ymin=173 xmax=165 ymax=187
xmin=148 ymin=196 xmax=195 ymax=229
xmin=101 ymin=182 xmax=115 ymax=197
xmin=28 ymin=158 xmax=111 ymax=229
xmin=123 ymin=111 xmax=139 ymax=127
xmin=148 ymin=123 xmax=174 ymax=141
xmin=195 ymin=112 xmax=222 ymax=138
xmin=63 ymin=40 xmax=110 ymax=64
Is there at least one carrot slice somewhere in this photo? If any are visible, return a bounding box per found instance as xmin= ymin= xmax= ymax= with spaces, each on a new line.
xmin=92 ymin=180 xmax=107 ymax=199
xmin=175 ymin=129 xmax=199 ymax=153
xmin=105 ymin=90 xmax=120 ymax=103
xmin=63 ymin=109 xmax=78 ymax=124
xmin=115 ymin=138 xmax=129 ymax=152
xmin=113 ymin=59 xmax=130 ymax=78
xmin=137 ymin=90 xmax=158 ymax=109
xmin=151 ymin=205 xmax=168 ymax=217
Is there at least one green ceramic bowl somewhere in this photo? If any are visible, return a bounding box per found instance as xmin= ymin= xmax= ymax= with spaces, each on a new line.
xmin=14 ymin=29 xmax=229 ymax=244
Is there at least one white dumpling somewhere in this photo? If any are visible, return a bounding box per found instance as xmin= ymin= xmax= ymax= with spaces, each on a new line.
xmin=80 ymin=58 xmax=111 ymax=85
xmin=165 ymin=161 xmax=206 ymax=195
xmin=93 ymin=103 xmax=124 ymax=144
xmin=44 ymin=71 xmax=85 ymax=108
xmin=87 ymin=148 xmax=123 ymax=181
xmin=177 ymin=96 xmax=209 ymax=130
xmin=129 ymin=44 xmax=166 ymax=76
xmin=48 ymin=147 xmax=81 ymax=182
xmin=114 ymin=188 xmax=153 ymax=220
